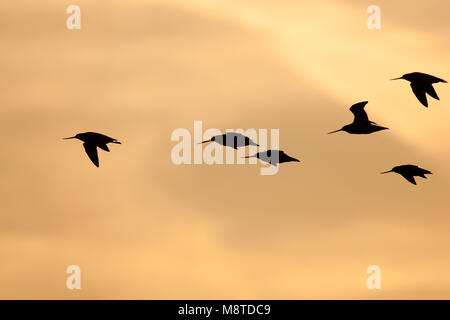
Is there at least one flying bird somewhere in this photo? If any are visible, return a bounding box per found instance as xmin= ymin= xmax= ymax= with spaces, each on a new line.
xmin=199 ymin=132 xmax=258 ymax=149
xmin=381 ymin=164 xmax=432 ymax=185
xmin=328 ymin=101 xmax=388 ymax=134
xmin=391 ymin=72 xmax=447 ymax=107
xmin=244 ymin=150 xmax=300 ymax=166
xmin=63 ymin=132 xmax=121 ymax=167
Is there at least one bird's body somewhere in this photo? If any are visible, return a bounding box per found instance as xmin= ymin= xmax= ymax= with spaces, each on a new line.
xmin=339 ymin=122 xmax=387 ymax=135
xmin=200 ymin=132 xmax=258 ymax=149
xmin=244 ymin=150 xmax=300 ymax=166
xmin=391 ymin=72 xmax=447 ymax=107
xmin=63 ymin=132 xmax=121 ymax=167
xmin=381 ymin=164 xmax=432 ymax=185
xmin=328 ymin=101 xmax=388 ymax=135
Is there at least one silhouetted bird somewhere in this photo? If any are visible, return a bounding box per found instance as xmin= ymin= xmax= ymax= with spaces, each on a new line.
xmin=328 ymin=101 xmax=388 ymax=134
xmin=200 ymin=132 xmax=258 ymax=149
xmin=244 ymin=150 xmax=300 ymax=166
xmin=391 ymin=72 xmax=447 ymax=107
xmin=63 ymin=132 xmax=121 ymax=167
xmin=381 ymin=164 xmax=432 ymax=185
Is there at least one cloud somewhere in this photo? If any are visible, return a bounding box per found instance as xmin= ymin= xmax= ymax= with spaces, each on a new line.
xmin=0 ymin=0 xmax=449 ymax=298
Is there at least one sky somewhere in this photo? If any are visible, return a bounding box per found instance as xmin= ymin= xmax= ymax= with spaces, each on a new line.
xmin=0 ymin=0 xmax=449 ymax=299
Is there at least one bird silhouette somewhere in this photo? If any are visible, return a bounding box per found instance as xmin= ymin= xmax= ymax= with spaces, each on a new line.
xmin=199 ymin=132 xmax=259 ymax=149
xmin=381 ymin=164 xmax=432 ymax=185
xmin=391 ymin=72 xmax=447 ymax=107
xmin=328 ymin=101 xmax=388 ymax=134
xmin=244 ymin=150 xmax=300 ymax=166
xmin=63 ymin=132 xmax=121 ymax=167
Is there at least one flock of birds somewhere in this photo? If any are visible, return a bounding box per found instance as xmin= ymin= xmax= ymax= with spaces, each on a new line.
xmin=64 ymin=72 xmax=446 ymax=185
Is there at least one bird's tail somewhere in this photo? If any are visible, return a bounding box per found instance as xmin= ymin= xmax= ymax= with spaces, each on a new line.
xmin=375 ymin=125 xmax=389 ymax=131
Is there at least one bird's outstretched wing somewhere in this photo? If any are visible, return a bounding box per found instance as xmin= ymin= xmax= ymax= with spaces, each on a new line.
xmin=414 ymin=72 xmax=447 ymax=84
xmin=350 ymin=101 xmax=369 ymax=124
xmin=83 ymin=143 xmax=99 ymax=167
xmin=419 ymin=168 xmax=432 ymax=175
xmin=423 ymin=84 xmax=439 ymax=100
xmin=98 ymin=144 xmax=110 ymax=152
xmin=400 ymin=174 xmax=417 ymax=185
xmin=410 ymin=83 xmax=428 ymax=107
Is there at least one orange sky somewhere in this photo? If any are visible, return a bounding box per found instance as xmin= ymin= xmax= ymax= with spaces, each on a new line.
xmin=0 ymin=0 xmax=449 ymax=299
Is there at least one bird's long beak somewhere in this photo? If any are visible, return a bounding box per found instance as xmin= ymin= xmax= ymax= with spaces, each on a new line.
xmin=198 ymin=140 xmax=211 ymax=144
xmin=380 ymin=170 xmax=393 ymax=174
xmin=63 ymin=136 xmax=77 ymax=140
xmin=390 ymin=77 xmax=402 ymax=80
xmin=327 ymin=129 xmax=343 ymax=134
